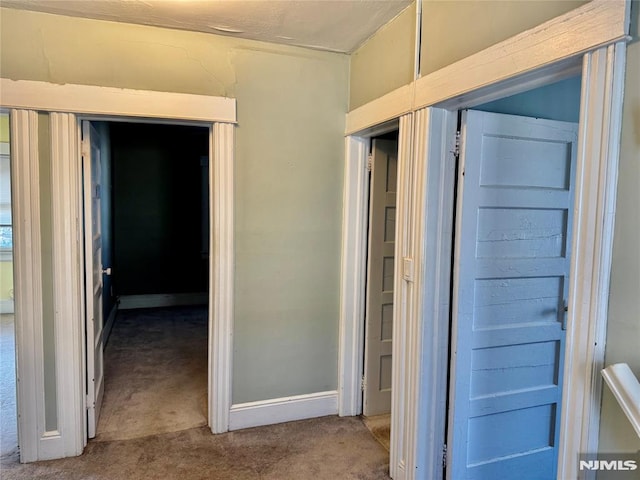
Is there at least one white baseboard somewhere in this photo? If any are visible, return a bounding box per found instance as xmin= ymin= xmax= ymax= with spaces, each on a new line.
xmin=0 ymin=299 xmax=14 ymax=314
xmin=118 ymin=293 xmax=208 ymax=310
xmin=229 ymin=390 xmax=338 ymax=431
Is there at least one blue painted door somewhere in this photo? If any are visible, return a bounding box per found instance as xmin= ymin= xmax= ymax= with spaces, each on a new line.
xmin=447 ymin=110 xmax=578 ymax=479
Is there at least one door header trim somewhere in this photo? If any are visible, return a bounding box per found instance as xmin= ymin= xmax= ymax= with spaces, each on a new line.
xmin=0 ymin=79 xmax=236 ymax=124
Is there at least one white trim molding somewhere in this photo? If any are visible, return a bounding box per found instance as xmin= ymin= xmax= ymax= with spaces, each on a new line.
xmin=3 ymin=82 xmax=237 ymax=461
xmin=411 ymin=107 xmax=457 ymax=480
xmin=229 ymin=391 xmax=338 ymax=431
xmin=337 ymin=135 xmax=369 ymax=417
xmin=413 ymin=0 xmax=630 ymax=110
xmin=346 ymin=84 xmax=414 ymax=136
xmin=48 ymin=113 xmax=86 ymax=458
xmin=209 ymin=122 xmax=235 ymax=434
xmin=389 ymin=113 xmax=415 ymax=480
xmin=10 ymin=109 xmax=43 ymax=463
xmin=602 ymin=363 xmax=640 ymax=438
xmin=338 ymin=114 xmax=414 ymax=479
xmin=558 ymin=42 xmax=628 ymax=480
xmin=0 ymin=79 xmax=237 ymax=124
xmin=345 ymin=0 xmax=631 ymax=135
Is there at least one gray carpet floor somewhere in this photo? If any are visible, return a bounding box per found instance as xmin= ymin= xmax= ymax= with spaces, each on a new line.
xmin=1 ymin=307 xmax=390 ymax=478
xmin=362 ymin=414 xmax=391 ymax=452
xmin=0 ymin=313 xmax=17 ymax=461
xmin=1 ymin=416 xmax=390 ymax=479
xmin=96 ymin=307 xmax=208 ymax=441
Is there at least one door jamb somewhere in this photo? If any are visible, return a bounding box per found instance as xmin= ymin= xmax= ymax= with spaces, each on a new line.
xmin=338 ymin=115 xmax=415 ymax=480
xmin=338 ymin=118 xmax=400 ymax=418
xmin=2 ymin=81 xmax=236 ymax=461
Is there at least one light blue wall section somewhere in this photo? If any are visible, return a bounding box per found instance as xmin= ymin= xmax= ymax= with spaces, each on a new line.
xmin=474 ymin=76 xmax=581 ymax=123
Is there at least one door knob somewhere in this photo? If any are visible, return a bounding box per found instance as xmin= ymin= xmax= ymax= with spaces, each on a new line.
xmin=102 ymin=267 xmax=112 ymax=276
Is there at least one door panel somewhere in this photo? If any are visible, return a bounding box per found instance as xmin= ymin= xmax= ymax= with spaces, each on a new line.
xmin=83 ymin=121 xmax=105 ymax=439
xmin=448 ymin=110 xmax=577 ymax=479
xmin=364 ymin=138 xmax=398 ymax=416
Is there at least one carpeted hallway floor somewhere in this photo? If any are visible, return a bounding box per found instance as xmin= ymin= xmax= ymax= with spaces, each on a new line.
xmin=1 ymin=415 xmax=390 ymax=479
xmin=0 ymin=313 xmax=18 ymax=462
xmin=1 ymin=306 xmax=390 ymax=478
xmin=96 ymin=306 xmax=208 ymax=441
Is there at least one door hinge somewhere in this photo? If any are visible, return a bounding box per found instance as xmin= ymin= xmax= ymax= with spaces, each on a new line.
xmin=367 ymin=153 xmax=373 ymax=172
xmin=86 ymin=395 xmax=92 ymax=410
xmin=81 ymin=138 xmax=90 ymax=158
xmin=453 ymin=131 xmax=461 ymax=158
xmin=361 ymin=375 xmax=366 ymax=392
xmin=442 ymin=443 xmax=448 ymax=467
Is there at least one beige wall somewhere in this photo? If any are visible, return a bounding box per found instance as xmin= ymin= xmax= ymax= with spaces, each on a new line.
xmin=0 ymin=115 xmax=9 ymax=143
xmin=0 ymin=112 xmax=13 ymax=307
xmin=598 ymin=7 xmax=640 ymax=454
xmin=420 ymin=0 xmax=587 ymax=75
xmin=348 ymin=1 xmax=586 ymax=111
xmin=349 ymin=2 xmax=416 ymax=110
xmin=0 ymin=7 xmax=349 ymax=404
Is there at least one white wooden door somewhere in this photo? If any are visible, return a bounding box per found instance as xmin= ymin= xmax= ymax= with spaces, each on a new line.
xmin=364 ymin=138 xmax=397 ymax=416
xmin=82 ymin=121 xmax=105 ymax=439
xmin=448 ymin=110 xmax=577 ymax=479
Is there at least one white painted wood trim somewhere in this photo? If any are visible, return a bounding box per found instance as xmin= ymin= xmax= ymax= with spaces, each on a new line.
xmin=0 ymin=79 xmax=237 ymax=124
xmin=10 ymin=109 xmax=43 ymax=463
xmin=558 ymin=42 xmax=628 ymax=480
xmin=345 ymin=0 xmax=629 ymax=137
xmin=209 ymin=122 xmax=235 ymax=434
xmin=118 ymin=293 xmax=208 ymax=310
xmin=346 ymin=84 xmax=413 ymax=136
xmin=229 ymin=391 xmax=338 ymax=431
xmin=6 ymin=89 xmax=236 ymax=461
xmin=414 ymin=0 xmax=630 ymax=110
xmin=337 ymin=136 xmax=369 ymax=417
xmin=435 ymin=60 xmax=583 ymax=111
xmin=49 ymin=113 xmax=86 ymax=458
xmin=602 ymin=363 xmax=640 ymax=438
xmin=390 ymin=113 xmax=414 ymax=480
xmin=411 ymin=108 xmax=457 ymax=480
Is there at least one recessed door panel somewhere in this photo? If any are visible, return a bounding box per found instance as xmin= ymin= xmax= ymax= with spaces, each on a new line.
xmin=448 ymin=110 xmax=577 ymax=479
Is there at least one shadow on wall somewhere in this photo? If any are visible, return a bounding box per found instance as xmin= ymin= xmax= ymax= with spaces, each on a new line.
xmin=110 ymin=122 xmax=209 ymax=298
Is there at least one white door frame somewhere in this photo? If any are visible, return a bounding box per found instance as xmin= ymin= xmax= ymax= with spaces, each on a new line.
xmin=1 ymin=79 xmax=236 ymax=461
xmin=338 ymin=1 xmax=630 ymax=479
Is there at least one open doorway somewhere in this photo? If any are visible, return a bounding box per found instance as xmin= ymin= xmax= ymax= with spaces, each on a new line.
xmin=362 ymin=131 xmax=398 ymax=452
xmin=83 ymin=120 xmax=211 ymax=442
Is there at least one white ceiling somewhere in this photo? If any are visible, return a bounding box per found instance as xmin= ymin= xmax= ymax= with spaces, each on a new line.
xmin=1 ymin=0 xmax=413 ymax=53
